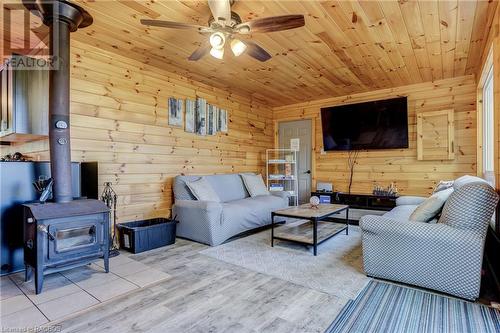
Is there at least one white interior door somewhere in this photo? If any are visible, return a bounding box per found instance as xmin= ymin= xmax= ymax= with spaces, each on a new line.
xmin=278 ymin=119 xmax=312 ymax=204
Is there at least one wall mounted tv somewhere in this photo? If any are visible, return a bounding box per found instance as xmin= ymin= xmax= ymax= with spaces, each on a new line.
xmin=320 ymin=97 xmax=409 ymax=151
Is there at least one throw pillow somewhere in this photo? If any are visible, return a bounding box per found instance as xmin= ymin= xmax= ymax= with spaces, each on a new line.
xmin=240 ymin=173 xmax=269 ymax=197
xmin=186 ymin=177 xmax=221 ymax=202
xmin=409 ymin=188 xmax=453 ymax=222
xmin=433 ymin=180 xmax=454 ymax=193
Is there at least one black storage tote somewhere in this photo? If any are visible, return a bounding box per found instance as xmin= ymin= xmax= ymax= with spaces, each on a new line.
xmin=117 ymin=218 xmax=176 ymax=254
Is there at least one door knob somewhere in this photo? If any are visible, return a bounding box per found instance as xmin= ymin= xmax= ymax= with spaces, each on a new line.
xmin=305 ymin=170 xmax=311 ymax=174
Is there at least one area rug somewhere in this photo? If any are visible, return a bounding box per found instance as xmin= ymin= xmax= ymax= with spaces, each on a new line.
xmin=200 ymin=225 xmax=370 ymax=299
xmin=326 ymin=280 xmax=500 ymax=333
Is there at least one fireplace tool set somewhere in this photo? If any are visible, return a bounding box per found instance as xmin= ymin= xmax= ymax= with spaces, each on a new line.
xmin=101 ymin=182 xmax=120 ymax=257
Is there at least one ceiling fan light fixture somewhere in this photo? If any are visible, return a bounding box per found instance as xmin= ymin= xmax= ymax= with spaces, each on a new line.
xmin=209 ymin=32 xmax=225 ymax=49
xmin=210 ymin=47 xmax=224 ymax=59
xmin=238 ymin=25 xmax=250 ymax=33
xmin=230 ymin=39 xmax=247 ymax=56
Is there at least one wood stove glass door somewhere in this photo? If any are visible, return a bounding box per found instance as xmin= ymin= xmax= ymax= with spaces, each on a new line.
xmin=48 ymin=218 xmax=102 ymax=257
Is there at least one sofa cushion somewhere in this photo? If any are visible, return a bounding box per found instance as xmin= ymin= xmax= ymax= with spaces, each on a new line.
xmin=409 ymin=188 xmax=453 ymax=222
xmin=453 ymin=175 xmax=488 ymax=191
xmin=186 ymin=177 xmax=221 ymax=202
xmin=222 ymin=195 xmax=287 ymax=231
xmin=174 ymin=174 xmax=249 ymax=202
xmin=396 ymin=196 xmax=426 ymax=206
xmin=383 ymin=205 xmax=418 ymax=220
xmin=439 ymin=182 xmax=498 ymax=238
xmin=240 ymin=173 xmax=269 ymax=197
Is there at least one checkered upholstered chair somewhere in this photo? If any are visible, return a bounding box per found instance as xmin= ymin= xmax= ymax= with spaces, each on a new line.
xmin=360 ymin=182 xmax=499 ymax=300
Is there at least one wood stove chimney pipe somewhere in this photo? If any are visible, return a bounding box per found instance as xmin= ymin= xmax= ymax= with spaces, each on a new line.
xmin=22 ymin=0 xmax=93 ymax=203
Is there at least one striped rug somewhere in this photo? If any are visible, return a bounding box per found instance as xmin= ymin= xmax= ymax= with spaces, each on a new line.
xmin=326 ymin=280 xmax=500 ymax=333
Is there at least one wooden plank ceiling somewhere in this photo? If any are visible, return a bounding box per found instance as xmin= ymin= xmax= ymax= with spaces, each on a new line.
xmin=32 ymin=1 xmax=500 ymax=106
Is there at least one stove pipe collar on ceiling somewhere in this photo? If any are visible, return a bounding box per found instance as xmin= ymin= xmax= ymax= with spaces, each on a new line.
xmin=23 ymin=0 xmax=93 ymax=203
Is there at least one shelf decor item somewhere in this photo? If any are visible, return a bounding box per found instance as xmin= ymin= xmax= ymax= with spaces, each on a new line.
xmin=270 ymin=183 xmax=284 ymax=191
xmin=372 ymin=182 xmax=399 ymax=197
xmin=266 ymin=149 xmax=298 ymax=206
xmin=284 ymin=163 xmax=292 ymax=177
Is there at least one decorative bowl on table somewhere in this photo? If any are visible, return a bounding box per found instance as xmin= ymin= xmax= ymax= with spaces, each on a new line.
xmin=310 ymin=196 xmax=320 ymax=209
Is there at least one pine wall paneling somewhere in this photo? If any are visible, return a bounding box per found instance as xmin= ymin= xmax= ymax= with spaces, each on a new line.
xmin=0 ymin=41 xmax=274 ymax=222
xmin=273 ymin=75 xmax=477 ymax=196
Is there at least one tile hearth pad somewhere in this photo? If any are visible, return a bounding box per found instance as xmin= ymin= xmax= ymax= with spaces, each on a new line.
xmin=0 ymin=253 xmax=171 ymax=326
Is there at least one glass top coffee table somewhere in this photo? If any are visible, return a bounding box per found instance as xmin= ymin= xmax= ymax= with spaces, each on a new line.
xmin=271 ymin=204 xmax=349 ymax=256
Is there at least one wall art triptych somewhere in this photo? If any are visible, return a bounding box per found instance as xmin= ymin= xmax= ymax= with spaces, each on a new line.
xmin=168 ymin=96 xmax=228 ymax=136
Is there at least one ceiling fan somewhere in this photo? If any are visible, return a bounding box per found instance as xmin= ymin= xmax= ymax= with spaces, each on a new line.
xmin=140 ymin=0 xmax=305 ymax=62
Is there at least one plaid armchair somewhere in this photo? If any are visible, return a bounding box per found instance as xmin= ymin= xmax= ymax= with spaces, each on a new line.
xmin=360 ymin=182 xmax=498 ymax=300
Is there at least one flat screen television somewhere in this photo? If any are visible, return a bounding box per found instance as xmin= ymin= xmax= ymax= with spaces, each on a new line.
xmin=320 ymin=97 xmax=408 ymax=151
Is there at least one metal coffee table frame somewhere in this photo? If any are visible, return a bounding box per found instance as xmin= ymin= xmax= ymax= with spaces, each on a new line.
xmin=271 ymin=205 xmax=349 ymax=256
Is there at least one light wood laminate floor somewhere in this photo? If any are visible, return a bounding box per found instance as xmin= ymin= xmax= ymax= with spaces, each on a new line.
xmin=53 ymin=238 xmax=346 ymax=333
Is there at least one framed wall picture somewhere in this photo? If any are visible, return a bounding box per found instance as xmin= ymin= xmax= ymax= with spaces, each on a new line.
xmin=207 ymin=104 xmax=216 ymax=135
xmin=185 ymin=99 xmax=196 ymax=133
xmin=168 ymin=97 xmax=183 ymax=127
xmin=195 ymin=97 xmax=207 ymax=136
xmin=213 ymin=106 xmax=219 ymax=132
xmin=219 ymin=109 xmax=228 ymax=132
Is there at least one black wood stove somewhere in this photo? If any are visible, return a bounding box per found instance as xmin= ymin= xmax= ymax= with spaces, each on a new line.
xmin=22 ymin=0 xmax=110 ymax=294
xmin=23 ymin=200 xmax=109 ymax=294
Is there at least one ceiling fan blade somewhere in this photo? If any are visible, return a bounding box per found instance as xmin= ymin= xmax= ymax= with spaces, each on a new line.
xmin=208 ymin=0 xmax=231 ymax=24
xmin=236 ymin=15 xmax=305 ymax=34
xmin=141 ymin=19 xmax=210 ymax=32
xmin=245 ymin=41 xmax=271 ymax=62
xmin=188 ymin=43 xmax=212 ymax=61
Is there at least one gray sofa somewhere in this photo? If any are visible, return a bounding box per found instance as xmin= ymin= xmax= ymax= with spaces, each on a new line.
xmin=172 ymin=174 xmax=289 ymax=246
xmin=360 ymin=176 xmax=499 ymax=300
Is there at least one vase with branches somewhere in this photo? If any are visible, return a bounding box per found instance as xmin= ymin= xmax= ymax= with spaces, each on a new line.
xmin=347 ymin=150 xmax=359 ymax=195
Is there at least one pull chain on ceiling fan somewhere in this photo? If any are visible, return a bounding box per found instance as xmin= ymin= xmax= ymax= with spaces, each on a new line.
xmin=140 ymin=0 xmax=305 ymax=62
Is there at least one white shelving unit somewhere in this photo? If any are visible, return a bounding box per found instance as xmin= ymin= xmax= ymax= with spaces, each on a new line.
xmin=266 ymin=149 xmax=299 ymax=206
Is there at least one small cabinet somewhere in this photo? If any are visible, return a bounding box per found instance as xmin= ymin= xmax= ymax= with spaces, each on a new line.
xmin=416 ymin=109 xmax=455 ymax=161
xmin=0 ymin=56 xmax=48 ymax=143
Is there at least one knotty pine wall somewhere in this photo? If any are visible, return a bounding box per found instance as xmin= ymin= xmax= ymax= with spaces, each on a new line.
xmin=0 ymin=41 xmax=274 ymax=222
xmin=273 ymin=75 xmax=477 ymax=196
